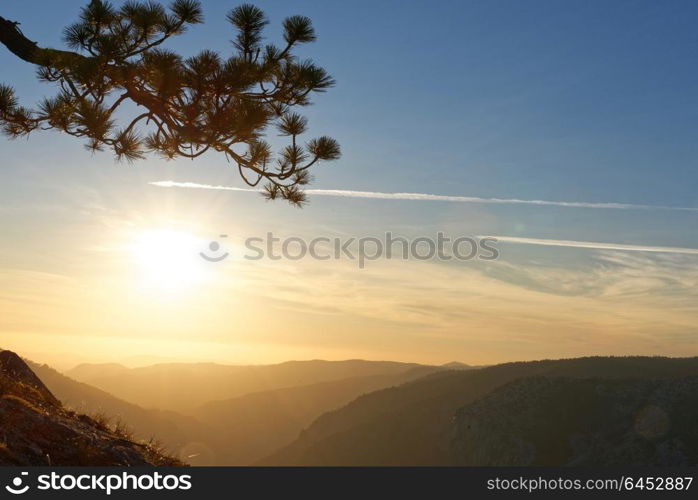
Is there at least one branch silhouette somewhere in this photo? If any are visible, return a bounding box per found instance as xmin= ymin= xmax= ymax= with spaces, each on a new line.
xmin=0 ymin=1 xmax=340 ymax=206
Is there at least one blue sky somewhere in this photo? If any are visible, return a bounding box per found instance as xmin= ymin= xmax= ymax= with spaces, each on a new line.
xmin=1 ymin=0 xmax=697 ymax=367
xmin=3 ymin=0 xmax=697 ymax=234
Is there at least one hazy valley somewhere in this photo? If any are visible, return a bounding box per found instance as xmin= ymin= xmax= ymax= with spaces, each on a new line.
xmin=2 ymin=348 xmax=697 ymax=466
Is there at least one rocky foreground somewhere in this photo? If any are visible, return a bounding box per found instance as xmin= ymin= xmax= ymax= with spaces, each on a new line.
xmin=0 ymin=350 xmax=182 ymax=466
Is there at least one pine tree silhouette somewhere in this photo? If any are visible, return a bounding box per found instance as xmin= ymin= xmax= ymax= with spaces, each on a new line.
xmin=0 ymin=1 xmax=340 ymax=206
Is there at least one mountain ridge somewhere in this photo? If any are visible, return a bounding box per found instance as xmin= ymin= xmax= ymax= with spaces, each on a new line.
xmin=261 ymin=356 xmax=698 ymax=465
xmin=66 ymin=359 xmax=431 ymax=412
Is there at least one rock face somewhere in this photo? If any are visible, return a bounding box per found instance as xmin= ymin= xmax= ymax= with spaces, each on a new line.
xmin=0 ymin=351 xmax=61 ymax=407
xmin=0 ymin=350 xmax=182 ymax=466
xmin=451 ymin=377 xmax=698 ymax=466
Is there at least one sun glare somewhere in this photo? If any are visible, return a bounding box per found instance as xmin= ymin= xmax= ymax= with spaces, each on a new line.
xmin=130 ymin=229 xmax=209 ymax=293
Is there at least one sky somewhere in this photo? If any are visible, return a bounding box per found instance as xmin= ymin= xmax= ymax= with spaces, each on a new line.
xmin=1 ymin=0 xmax=697 ymax=370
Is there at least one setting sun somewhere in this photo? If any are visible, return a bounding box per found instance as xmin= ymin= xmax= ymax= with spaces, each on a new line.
xmin=130 ymin=229 xmax=208 ymax=292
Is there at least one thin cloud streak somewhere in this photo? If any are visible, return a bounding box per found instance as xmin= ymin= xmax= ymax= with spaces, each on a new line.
xmin=149 ymin=181 xmax=698 ymax=211
xmin=486 ymin=236 xmax=698 ymax=255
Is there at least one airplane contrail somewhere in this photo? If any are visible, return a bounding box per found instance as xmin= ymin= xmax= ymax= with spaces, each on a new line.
xmin=149 ymin=180 xmax=698 ymax=212
xmin=484 ymin=236 xmax=698 ymax=255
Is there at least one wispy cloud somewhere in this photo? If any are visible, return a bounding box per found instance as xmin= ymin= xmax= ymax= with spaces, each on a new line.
xmin=150 ymin=181 xmax=257 ymax=193
xmin=486 ymin=236 xmax=698 ymax=255
xmin=149 ymin=181 xmax=698 ymax=212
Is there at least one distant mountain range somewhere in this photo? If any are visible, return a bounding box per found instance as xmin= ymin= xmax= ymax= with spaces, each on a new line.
xmin=30 ymin=356 xmax=441 ymax=465
xmin=261 ymin=357 xmax=698 ymax=465
xmin=66 ymin=359 xmax=429 ymax=412
xmin=3 ymin=350 xmax=698 ymax=466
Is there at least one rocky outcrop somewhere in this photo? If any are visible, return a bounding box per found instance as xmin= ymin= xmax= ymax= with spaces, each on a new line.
xmin=0 ymin=350 xmax=60 ymax=407
xmin=0 ymin=350 xmax=183 ymax=466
